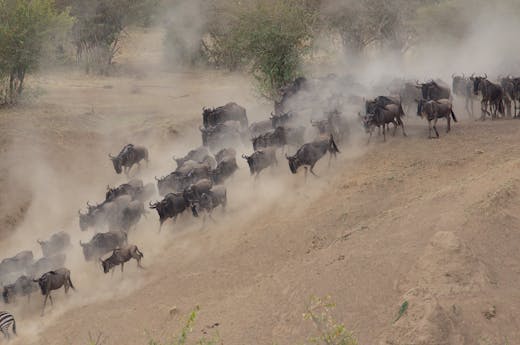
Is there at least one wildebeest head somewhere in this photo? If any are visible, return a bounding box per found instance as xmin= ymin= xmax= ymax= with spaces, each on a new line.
xmin=100 ymin=257 xmax=114 ymax=274
xmin=241 ymin=154 xmax=255 ymax=175
xmin=78 ymin=202 xmax=97 ymax=231
xmin=79 ymin=240 xmax=95 ymax=261
xmin=2 ymin=286 xmax=11 ymax=303
xmin=149 ymin=201 xmax=167 ymax=224
xmin=358 ymin=112 xmax=372 ymax=133
xmin=470 ymin=74 xmax=487 ymax=95
xmin=285 ymin=154 xmax=300 ymax=174
xmin=108 ymin=154 xmax=123 ymax=174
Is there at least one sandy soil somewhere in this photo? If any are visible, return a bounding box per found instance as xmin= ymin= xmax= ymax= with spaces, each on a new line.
xmin=1 ymin=30 xmax=520 ymax=345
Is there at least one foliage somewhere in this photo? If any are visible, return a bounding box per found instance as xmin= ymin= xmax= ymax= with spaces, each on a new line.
xmin=303 ymin=296 xmax=358 ymax=345
xmin=394 ymin=300 xmax=408 ymax=323
xmin=0 ymin=0 xmax=73 ymax=104
xmin=205 ymin=0 xmax=319 ymax=100
xmin=148 ymin=306 xmax=222 ymax=345
xmin=69 ymin=0 xmax=158 ymax=74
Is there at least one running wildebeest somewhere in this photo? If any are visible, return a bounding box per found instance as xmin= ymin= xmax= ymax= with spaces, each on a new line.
xmin=274 ymin=77 xmax=309 ymax=115
xmin=191 ymin=185 xmax=227 ymax=221
xmin=252 ymin=126 xmax=286 ymax=151
xmin=37 ymin=232 xmax=71 ymax=257
xmin=100 ymin=245 xmax=144 ymax=274
xmin=28 ymin=254 xmax=67 ymax=278
xmin=202 ymin=102 xmax=248 ymax=129
xmin=270 ymin=111 xmax=295 ymax=128
xmin=499 ymin=76 xmax=516 ymax=117
xmin=0 ymin=311 xmax=16 ymax=339
xmin=156 ymin=162 xmax=211 ymax=196
xmin=452 ymin=74 xmax=477 ymax=117
xmin=149 ymin=193 xmax=191 ymax=231
xmin=363 ymin=98 xmax=407 ymax=142
xmin=173 ymin=146 xmax=210 ymax=168
xmin=210 ymin=156 xmax=239 ymax=184
xmin=33 ymin=268 xmax=75 ymax=316
xmin=109 ymin=144 xmax=149 ymax=175
xmin=242 ymin=147 xmax=278 ymax=178
xmin=470 ymin=74 xmax=505 ymax=120
xmin=399 ymin=81 xmax=423 ymax=114
xmin=2 ymin=275 xmax=38 ymax=304
xmin=200 ymin=121 xmax=246 ymax=150
xmin=214 ymin=148 xmax=236 ymax=164
xmin=182 ymin=179 xmax=213 ymax=203
xmin=249 ymin=120 xmax=274 ymax=138
xmin=105 ymin=179 xmax=154 ymax=203
xmin=79 ymin=231 xmax=128 ymax=261
xmin=285 ymin=135 xmax=340 ymax=178
xmin=416 ymin=80 xmax=451 ymax=101
xmin=0 ymin=251 xmax=34 ymax=278
xmin=417 ymin=99 xmax=458 ymax=138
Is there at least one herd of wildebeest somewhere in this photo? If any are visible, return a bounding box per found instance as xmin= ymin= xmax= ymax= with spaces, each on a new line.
xmin=0 ymin=72 xmax=519 ymax=339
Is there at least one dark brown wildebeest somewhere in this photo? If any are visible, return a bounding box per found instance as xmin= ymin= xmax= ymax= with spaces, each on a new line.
xmin=191 ymin=185 xmax=227 ymax=222
xmin=33 ymin=268 xmax=75 ymax=316
xmin=202 ymin=102 xmax=248 ymax=129
xmin=470 ymin=74 xmax=505 ymax=120
xmin=210 ymin=156 xmax=239 ymax=184
xmin=417 ymin=99 xmax=458 ymax=138
xmin=285 ymin=135 xmax=340 ymax=179
xmin=172 ymin=147 xmax=210 ymax=168
xmin=252 ymin=127 xmax=286 ymax=151
xmin=249 ymin=119 xmax=273 ymax=138
xmin=109 ymin=144 xmax=149 ymax=175
xmin=242 ymin=147 xmax=278 ymax=178
xmin=149 ymin=193 xmax=191 ymax=231
xmin=416 ymin=80 xmax=451 ymax=101
xmin=100 ymin=245 xmax=144 ymax=275
xmin=0 ymin=251 xmax=34 ymax=278
xmin=363 ymin=98 xmax=407 ymax=142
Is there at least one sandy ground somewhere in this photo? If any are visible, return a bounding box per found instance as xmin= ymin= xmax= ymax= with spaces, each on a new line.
xmin=1 ymin=30 xmax=520 ymax=345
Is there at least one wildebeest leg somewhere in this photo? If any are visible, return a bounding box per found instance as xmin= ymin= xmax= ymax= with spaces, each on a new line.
xmin=398 ymin=117 xmax=407 ymax=137
xmin=428 ymin=120 xmax=433 ymax=138
xmin=121 ymin=262 xmax=124 ymax=274
xmin=382 ymin=123 xmax=386 ymax=142
xmin=304 ymin=167 xmax=308 ymax=181
xmin=433 ymin=118 xmax=440 ymax=138
xmin=41 ymin=293 xmax=50 ymax=316
xmin=446 ymin=115 xmax=451 ymax=133
xmin=111 ymin=267 xmax=116 ymax=277
xmin=310 ymin=164 xmax=319 ymax=177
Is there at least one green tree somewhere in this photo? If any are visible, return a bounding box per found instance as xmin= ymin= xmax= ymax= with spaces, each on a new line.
xmin=207 ymin=0 xmax=319 ymax=100
xmin=0 ymin=0 xmax=72 ymax=104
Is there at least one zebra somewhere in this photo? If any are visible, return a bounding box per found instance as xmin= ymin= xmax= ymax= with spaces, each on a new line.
xmin=0 ymin=311 xmax=16 ymax=339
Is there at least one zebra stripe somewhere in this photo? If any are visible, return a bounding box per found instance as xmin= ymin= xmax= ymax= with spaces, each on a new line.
xmin=0 ymin=311 xmax=16 ymax=338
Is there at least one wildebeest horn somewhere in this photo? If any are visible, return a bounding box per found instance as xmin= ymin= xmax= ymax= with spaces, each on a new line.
xmin=86 ymin=201 xmax=92 ymax=207
xmin=203 ymin=106 xmax=207 ymax=111
xmin=106 ymin=185 xmax=110 ymax=190
xmin=451 ymin=73 xmax=455 ymax=78
xmin=79 ymin=240 xmax=85 ymax=247
xmin=484 ymin=73 xmax=487 ymax=79
xmin=108 ymin=153 xmax=114 ymax=159
xmin=285 ymin=153 xmax=290 ymax=159
xmin=154 ymin=176 xmax=159 ymax=181
xmin=241 ymin=154 xmax=248 ymax=159
xmin=462 ymin=73 xmax=465 ymax=78
xmin=78 ymin=209 xmax=82 ymax=216
xmin=37 ymin=239 xmax=43 ymax=245
xmin=199 ymin=126 xmax=204 ymax=132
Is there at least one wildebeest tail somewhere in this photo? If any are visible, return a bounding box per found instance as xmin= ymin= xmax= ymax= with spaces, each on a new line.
xmin=451 ymin=109 xmax=458 ymax=122
xmin=398 ymin=101 xmax=405 ymax=116
xmin=136 ymin=248 xmax=144 ymax=258
xmin=12 ymin=318 xmax=16 ymax=335
xmin=329 ymin=135 xmax=340 ymax=153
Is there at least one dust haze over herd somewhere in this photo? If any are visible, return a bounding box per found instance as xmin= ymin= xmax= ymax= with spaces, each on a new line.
xmin=0 ymin=0 xmax=520 ymax=344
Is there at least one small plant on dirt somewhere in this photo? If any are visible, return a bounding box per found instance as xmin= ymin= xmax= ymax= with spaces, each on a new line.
xmin=147 ymin=306 xmax=222 ymax=345
xmin=394 ymin=300 xmax=408 ymax=323
xmin=303 ymin=296 xmax=358 ymax=345
xmin=86 ymin=331 xmax=108 ymax=345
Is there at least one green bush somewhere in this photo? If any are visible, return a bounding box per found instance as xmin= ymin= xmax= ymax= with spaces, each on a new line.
xmin=0 ymin=0 xmax=72 ymax=104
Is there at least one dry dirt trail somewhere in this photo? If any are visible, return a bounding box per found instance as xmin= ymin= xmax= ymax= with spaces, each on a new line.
xmin=1 ymin=31 xmax=520 ymax=345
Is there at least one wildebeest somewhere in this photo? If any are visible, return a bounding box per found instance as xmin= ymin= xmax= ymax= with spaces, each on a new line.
xmin=363 ymin=98 xmax=407 ymax=142
xmin=0 ymin=251 xmax=34 ymax=278
xmin=452 ymin=74 xmax=477 ymax=117
xmin=105 ymin=179 xmax=155 ymax=203
xmin=37 ymin=232 xmax=71 ymax=257
xmin=417 ymin=99 xmax=458 ymax=138
xmin=100 ymin=245 xmax=143 ymax=274
xmin=2 ymin=275 xmax=38 ymax=304
xmin=33 ymin=268 xmax=75 ymax=316
xmin=0 ymin=311 xmax=16 ymax=339
xmin=200 ymin=121 xmax=246 ymax=150
xmin=274 ymin=77 xmax=309 ymax=115
xmin=156 ymin=162 xmax=211 ymax=196
xmin=173 ymin=146 xmax=210 ymax=168
xmin=79 ymin=231 xmax=128 ymax=261
xmin=500 ymin=76 xmax=517 ymax=117
xmin=78 ymin=195 xmax=146 ymax=232
xmin=214 ymin=148 xmax=236 ymax=164
xmin=109 ymin=144 xmax=149 ymax=175
xmin=209 ymin=156 xmax=239 ymax=184
xmin=249 ymin=120 xmax=273 ymax=138
xmin=149 ymin=193 xmax=191 ymax=230
xmin=285 ymin=135 xmax=340 ymax=178
xmin=416 ymin=80 xmax=451 ymax=101
xmin=252 ymin=126 xmax=286 ymax=151
xmin=399 ymin=81 xmax=422 ymax=114
xmin=270 ymin=111 xmax=295 ymax=129
xmin=470 ymin=74 xmax=505 ymax=119
xmin=191 ymin=185 xmax=227 ymax=220
xmin=242 ymin=147 xmax=278 ymax=178
xmin=202 ymin=102 xmax=248 ymax=129
xmin=28 ymin=254 xmax=67 ymax=278
xmin=182 ymin=179 xmax=213 ymax=203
